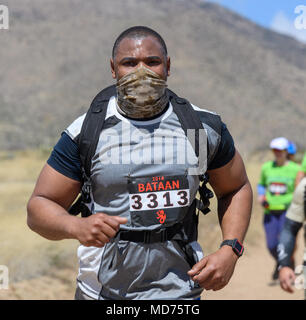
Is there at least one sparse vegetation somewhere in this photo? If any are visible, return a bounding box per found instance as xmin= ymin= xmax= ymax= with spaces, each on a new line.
xmin=0 ymin=0 xmax=305 ymax=153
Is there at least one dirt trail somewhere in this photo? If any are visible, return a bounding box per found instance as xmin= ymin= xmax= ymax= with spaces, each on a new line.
xmin=1 ymin=236 xmax=304 ymax=300
xmin=0 ymin=269 xmax=77 ymax=300
xmin=203 ymin=232 xmax=304 ymax=300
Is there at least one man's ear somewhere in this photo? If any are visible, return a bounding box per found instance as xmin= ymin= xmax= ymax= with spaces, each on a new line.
xmin=110 ymin=58 xmax=116 ymax=79
xmin=167 ymin=56 xmax=171 ymax=77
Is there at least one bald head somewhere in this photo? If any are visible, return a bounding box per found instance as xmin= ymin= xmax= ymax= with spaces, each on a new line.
xmin=112 ymin=26 xmax=168 ymax=60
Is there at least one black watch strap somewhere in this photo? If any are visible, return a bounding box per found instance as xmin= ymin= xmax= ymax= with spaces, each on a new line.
xmin=220 ymin=239 xmax=244 ymax=257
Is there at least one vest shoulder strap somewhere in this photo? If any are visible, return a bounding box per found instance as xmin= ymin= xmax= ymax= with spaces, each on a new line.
xmin=78 ymin=84 xmax=116 ymax=179
xmin=168 ymin=89 xmax=222 ymax=160
xmin=168 ymin=89 xmax=203 ymax=158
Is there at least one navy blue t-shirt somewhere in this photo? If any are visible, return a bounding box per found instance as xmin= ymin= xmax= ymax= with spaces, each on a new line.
xmin=47 ymin=132 xmax=82 ymax=181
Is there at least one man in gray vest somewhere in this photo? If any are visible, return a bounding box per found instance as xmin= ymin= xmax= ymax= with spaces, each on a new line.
xmin=27 ymin=26 xmax=253 ymax=300
xmin=277 ymin=177 xmax=306 ymax=299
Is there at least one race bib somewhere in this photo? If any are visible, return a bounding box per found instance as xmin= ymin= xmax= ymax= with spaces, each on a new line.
xmin=127 ymin=175 xmax=190 ymax=227
xmin=268 ymin=182 xmax=287 ymax=195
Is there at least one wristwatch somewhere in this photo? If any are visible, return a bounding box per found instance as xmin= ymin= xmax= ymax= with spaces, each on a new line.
xmin=220 ymin=239 xmax=244 ymax=257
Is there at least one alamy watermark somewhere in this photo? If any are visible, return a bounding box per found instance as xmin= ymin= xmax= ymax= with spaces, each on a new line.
xmin=295 ymin=5 xmax=306 ymax=30
xmin=97 ymin=122 xmax=207 ymax=175
xmin=0 ymin=5 xmax=9 ymax=30
xmin=0 ymin=265 xmax=9 ymax=289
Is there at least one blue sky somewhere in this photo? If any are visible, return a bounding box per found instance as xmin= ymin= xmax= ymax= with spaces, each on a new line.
xmin=206 ymin=0 xmax=306 ymax=43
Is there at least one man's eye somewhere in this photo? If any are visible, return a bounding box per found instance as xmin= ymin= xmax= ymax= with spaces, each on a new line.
xmin=147 ymin=60 xmax=160 ymax=66
xmin=123 ymin=61 xmax=137 ymax=67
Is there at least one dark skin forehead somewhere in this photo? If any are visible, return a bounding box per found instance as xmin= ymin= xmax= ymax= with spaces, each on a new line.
xmin=114 ymin=35 xmax=166 ymax=63
xmin=111 ymin=35 xmax=170 ymax=81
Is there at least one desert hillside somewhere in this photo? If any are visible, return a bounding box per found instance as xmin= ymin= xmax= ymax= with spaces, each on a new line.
xmin=1 ymin=0 xmax=306 ymax=154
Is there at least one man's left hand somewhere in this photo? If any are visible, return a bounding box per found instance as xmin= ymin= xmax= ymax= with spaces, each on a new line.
xmin=187 ymin=245 xmax=239 ymax=291
xmin=279 ymin=267 xmax=295 ymax=293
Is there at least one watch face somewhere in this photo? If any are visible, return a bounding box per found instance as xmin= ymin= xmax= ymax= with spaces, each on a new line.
xmin=234 ymin=239 xmax=244 ymax=256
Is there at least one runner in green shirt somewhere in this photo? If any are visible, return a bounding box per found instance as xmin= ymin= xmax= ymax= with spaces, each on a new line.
xmin=259 ymin=160 xmax=300 ymax=214
xmin=257 ymin=137 xmax=300 ymax=281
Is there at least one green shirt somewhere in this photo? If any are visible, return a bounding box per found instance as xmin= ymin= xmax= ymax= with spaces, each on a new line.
xmin=301 ymin=153 xmax=306 ymax=173
xmin=259 ymin=160 xmax=300 ymax=213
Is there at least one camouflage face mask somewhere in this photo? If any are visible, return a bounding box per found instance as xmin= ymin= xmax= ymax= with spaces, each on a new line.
xmin=116 ymin=66 xmax=168 ymax=119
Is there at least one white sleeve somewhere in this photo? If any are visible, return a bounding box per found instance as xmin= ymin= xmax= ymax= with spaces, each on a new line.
xmin=64 ymin=113 xmax=86 ymax=141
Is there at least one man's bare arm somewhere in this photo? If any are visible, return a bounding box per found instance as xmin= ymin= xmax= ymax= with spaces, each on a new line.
xmin=27 ymin=164 xmax=81 ymax=240
xmin=209 ymin=150 xmax=253 ymax=243
xmin=188 ymin=150 xmax=253 ymax=290
xmin=27 ymin=164 xmax=127 ymax=246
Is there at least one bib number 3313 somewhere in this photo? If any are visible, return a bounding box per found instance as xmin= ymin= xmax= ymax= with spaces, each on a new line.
xmin=128 ymin=175 xmax=190 ymax=227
